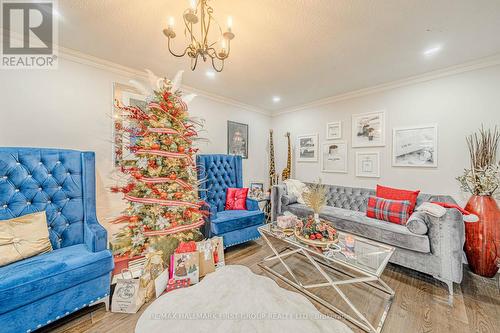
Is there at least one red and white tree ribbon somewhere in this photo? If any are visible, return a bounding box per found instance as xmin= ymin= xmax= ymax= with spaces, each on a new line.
xmin=135 ymin=148 xmax=194 ymax=164
xmin=143 ymin=218 xmax=205 ymax=237
xmin=124 ymin=194 xmax=202 ymax=208
xmin=139 ymin=176 xmax=193 ymax=190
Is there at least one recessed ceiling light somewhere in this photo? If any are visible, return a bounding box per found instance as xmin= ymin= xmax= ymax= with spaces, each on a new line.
xmin=272 ymin=96 xmax=281 ymax=103
xmin=205 ymin=70 xmax=216 ymax=78
xmin=423 ymin=45 xmax=442 ymax=57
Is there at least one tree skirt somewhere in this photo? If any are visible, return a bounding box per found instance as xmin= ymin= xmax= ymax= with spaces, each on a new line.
xmin=136 ymin=265 xmax=353 ymax=333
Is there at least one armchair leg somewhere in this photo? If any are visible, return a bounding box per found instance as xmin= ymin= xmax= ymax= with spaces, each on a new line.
xmin=90 ymin=295 xmax=110 ymax=311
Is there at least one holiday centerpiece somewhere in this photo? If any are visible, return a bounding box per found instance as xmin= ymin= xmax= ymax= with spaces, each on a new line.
xmin=294 ymin=215 xmax=338 ymax=248
xmin=110 ymin=70 xmax=207 ymax=261
xmin=294 ymin=180 xmax=338 ymax=248
xmin=457 ymin=126 xmax=500 ymax=278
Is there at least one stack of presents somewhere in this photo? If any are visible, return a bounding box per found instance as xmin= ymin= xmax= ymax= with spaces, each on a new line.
xmin=111 ymin=237 xmax=224 ymax=313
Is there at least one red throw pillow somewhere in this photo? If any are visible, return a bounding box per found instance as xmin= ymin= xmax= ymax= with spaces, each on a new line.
xmin=376 ymin=185 xmax=420 ymax=214
xmin=225 ymin=188 xmax=249 ymax=210
xmin=366 ymin=196 xmax=411 ymax=225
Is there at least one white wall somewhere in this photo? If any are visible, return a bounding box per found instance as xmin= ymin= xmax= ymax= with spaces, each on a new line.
xmin=0 ymin=57 xmax=271 ymax=232
xmin=271 ymin=65 xmax=500 ymax=205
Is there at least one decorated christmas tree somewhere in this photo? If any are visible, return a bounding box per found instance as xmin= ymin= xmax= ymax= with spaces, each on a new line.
xmin=110 ymin=70 xmax=206 ymax=258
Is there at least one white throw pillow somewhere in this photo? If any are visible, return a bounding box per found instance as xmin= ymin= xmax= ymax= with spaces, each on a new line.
xmin=283 ymin=179 xmax=309 ymax=204
xmin=415 ymin=202 xmax=447 ymax=218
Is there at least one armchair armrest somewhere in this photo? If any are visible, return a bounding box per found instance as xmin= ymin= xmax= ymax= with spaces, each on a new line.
xmin=271 ymin=184 xmax=287 ymax=221
xmin=246 ymin=198 xmax=260 ymax=211
xmin=84 ymin=217 xmax=108 ymax=252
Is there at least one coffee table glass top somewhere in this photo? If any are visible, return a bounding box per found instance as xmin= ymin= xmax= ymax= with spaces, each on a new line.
xmin=259 ymin=223 xmax=395 ymax=277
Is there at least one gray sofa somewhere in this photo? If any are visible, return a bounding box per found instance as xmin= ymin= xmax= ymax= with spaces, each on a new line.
xmin=271 ymin=183 xmax=465 ymax=298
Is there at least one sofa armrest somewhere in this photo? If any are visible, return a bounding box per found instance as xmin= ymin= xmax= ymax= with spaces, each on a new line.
xmin=84 ymin=217 xmax=108 ymax=252
xmin=246 ymin=198 xmax=260 ymax=211
xmin=271 ymin=184 xmax=287 ymax=222
xmin=426 ymin=206 xmax=465 ymax=284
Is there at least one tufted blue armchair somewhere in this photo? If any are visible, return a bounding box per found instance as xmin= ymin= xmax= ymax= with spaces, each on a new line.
xmin=0 ymin=148 xmax=114 ymax=333
xmin=196 ymin=154 xmax=264 ymax=248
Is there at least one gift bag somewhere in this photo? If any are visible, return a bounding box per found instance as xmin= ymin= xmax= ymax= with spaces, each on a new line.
xmin=111 ymin=269 xmax=145 ymax=313
xmin=196 ymin=240 xmax=215 ymax=277
xmin=141 ymin=251 xmax=165 ymax=301
xmin=172 ymin=251 xmax=200 ymax=284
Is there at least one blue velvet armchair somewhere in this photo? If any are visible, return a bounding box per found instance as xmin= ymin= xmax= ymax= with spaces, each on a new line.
xmin=196 ymin=154 xmax=265 ymax=248
xmin=0 ymin=148 xmax=114 ymax=333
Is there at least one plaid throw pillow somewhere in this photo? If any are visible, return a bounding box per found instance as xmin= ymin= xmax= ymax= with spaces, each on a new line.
xmin=366 ymin=196 xmax=411 ymax=225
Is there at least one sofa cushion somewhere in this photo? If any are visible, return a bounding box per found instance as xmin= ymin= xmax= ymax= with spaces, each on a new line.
xmin=286 ymin=203 xmax=430 ymax=253
xmin=0 ymin=244 xmax=113 ymax=314
xmin=211 ymin=210 xmax=264 ymax=235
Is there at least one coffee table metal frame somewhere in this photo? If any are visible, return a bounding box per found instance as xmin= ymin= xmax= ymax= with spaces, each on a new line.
xmin=258 ymin=225 xmax=395 ymax=333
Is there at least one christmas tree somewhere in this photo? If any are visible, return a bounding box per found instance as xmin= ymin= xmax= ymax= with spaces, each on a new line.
xmin=110 ymin=70 xmax=206 ymax=257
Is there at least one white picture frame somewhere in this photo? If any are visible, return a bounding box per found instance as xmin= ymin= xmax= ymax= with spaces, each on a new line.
xmin=297 ymin=134 xmax=319 ymax=162
xmin=321 ymin=141 xmax=348 ymax=173
xmin=356 ymin=152 xmax=380 ymax=178
xmin=392 ymin=124 xmax=438 ymax=167
xmin=352 ymin=110 xmax=386 ymax=147
xmin=326 ymin=121 xmax=342 ymax=140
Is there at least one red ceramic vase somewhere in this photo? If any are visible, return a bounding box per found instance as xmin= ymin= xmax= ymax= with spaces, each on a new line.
xmin=464 ymin=195 xmax=500 ymax=278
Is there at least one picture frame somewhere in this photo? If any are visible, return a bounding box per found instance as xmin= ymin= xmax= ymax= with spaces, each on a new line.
xmin=321 ymin=141 xmax=348 ymax=173
xmin=297 ymin=133 xmax=319 ymax=162
xmin=326 ymin=121 xmax=342 ymax=140
xmin=392 ymin=124 xmax=438 ymax=167
xmin=356 ymin=151 xmax=380 ymax=178
xmin=352 ymin=110 xmax=386 ymax=147
xmin=112 ymin=84 xmax=148 ymax=166
xmin=249 ymin=182 xmax=265 ymax=199
xmin=227 ymin=121 xmax=248 ymax=159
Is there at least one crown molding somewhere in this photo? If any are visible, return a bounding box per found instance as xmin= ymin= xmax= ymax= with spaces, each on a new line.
xmin=272 ymin=53 xmax=500 ymax=117
xmin=58 ymin=47 xmax=271 ymax=117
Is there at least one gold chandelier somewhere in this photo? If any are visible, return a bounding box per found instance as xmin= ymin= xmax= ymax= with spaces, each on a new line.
xmin=163 ymin=0 xmax=235 ymax=72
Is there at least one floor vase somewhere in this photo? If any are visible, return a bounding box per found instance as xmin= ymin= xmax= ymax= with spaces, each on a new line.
xmin=464 ymin=195 xmax=500 ymax=278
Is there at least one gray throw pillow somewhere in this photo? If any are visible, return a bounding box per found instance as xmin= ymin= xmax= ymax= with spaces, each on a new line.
xmin=281 ymin=194 xmax=298 ymax=206
xmin=406 ymin=211 xmax=428 ymax=235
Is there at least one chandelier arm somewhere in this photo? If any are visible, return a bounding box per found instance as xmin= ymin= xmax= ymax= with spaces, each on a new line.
xmin=191 ymin=55 xmax=199 ymax=71
xmin=211 ymin=57 xmax=224 ymax=72
xmin=167 ymin=38 xmax=190 ymax=58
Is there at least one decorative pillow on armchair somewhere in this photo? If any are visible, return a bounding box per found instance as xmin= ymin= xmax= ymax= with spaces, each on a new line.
xmin=225 ymin=188 xmax=249 ymax=210
xmin=0 ymin=211 xmax=53 ymax=267
xmin=366 ymin=196 xmax=412 ymax=225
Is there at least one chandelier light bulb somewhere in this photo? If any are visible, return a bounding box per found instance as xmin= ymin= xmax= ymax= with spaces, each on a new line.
xmin=189 ymin=0 xmax=197 ymax=11
xmin=227 ymin=16 xmax=233 ymax=31
xmin=168 ymin=17 xmax=175 ymax=29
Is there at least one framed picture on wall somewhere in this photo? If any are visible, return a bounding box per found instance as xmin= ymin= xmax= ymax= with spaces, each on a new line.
xmin=321 ymin=141 xmax=348 ymax=173
xmin=297 ymin=134 xmax=319 ymax=162
xmin=112 ymin=84 xmax=148 ymax=166
xmin=392 ymin=124 xmax=438 ymax=167
xmin=227 ymin=121 xmax=248 ymax=159
xmin=326 ymin=121 xmax=342 ymax=140
xmin=356 ymin=151 xmax=380 ymax=178
xmin=352 ymin=111 xmax=386 ymax=147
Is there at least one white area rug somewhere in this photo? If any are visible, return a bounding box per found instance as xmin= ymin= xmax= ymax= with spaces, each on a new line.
xmin=136 ymin=265 xmax=352 ymax=333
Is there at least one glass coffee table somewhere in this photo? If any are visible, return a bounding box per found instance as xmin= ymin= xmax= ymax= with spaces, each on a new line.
xmin=258 ymin=223 xmax=395 ymax=333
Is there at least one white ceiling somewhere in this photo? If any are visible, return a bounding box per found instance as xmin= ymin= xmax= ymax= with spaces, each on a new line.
xmin=57 ymin=0 xmax=500 ymax=113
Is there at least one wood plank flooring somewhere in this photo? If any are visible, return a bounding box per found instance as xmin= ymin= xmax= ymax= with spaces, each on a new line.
xmin=39 ymin=239 xmax=500 ymax=333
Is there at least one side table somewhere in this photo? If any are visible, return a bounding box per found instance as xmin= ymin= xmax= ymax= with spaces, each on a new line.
xmin=249 ymin=195 xmax=271 ymax=223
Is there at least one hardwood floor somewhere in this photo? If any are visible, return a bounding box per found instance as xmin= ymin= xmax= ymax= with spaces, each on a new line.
xmin=41 ymin=239 xmax=500 ymax=333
